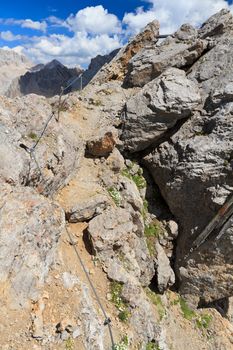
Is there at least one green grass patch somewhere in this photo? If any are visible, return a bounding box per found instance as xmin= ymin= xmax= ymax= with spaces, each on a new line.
xmin=172 ymin=297 xmax=212 ymax=332
xmin=110 ymin=281 xmax=130 ymax=323
xmin=118 ymin=310 xmax=130 ymax=322
xmin=179 ymin=297 xmax=196 ymax=320
xmin=196 ymin=313 xmax=212 ymax=330
xmin=146 ymin=342 xmax=161 ymax=350
xmin=121 ymin=164 xmax=146 ymax=190
xmin=144 ymin=223 xmax=161 ymax=237
xmin=113 ymin=336 xmax=129 ymax=350
xmin=141 ymin=199 xmax=149 ymax=221
xmin=144 ymin=220 xmax=163 ymax=256
xmin=107 ymin=187 xmax=122 ymax=206
xmin=146 ymin=288 xmax=166 ymax=320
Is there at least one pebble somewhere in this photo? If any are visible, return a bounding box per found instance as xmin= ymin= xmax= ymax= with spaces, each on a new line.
xmin=73 ymin=328 xmax=81 ymax=339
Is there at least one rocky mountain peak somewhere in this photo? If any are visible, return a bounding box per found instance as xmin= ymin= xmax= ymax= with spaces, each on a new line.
xmin=45 ymin=59 xmax=65 ymax=70
xmin=0 ymin=8 xmax=233 ymax=350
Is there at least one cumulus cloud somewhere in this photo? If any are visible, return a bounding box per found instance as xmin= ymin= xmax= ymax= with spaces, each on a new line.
xmin=123 ymin=0 xmax=230 ymax=34
xmin=20 ymin=32 xmax=121 ymax=67
xmin=66 ymin=5 xmax=122 ymax=34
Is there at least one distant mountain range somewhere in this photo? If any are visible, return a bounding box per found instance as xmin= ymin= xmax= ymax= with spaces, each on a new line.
xmin=0 ymin=49 xmax=120 ymax=98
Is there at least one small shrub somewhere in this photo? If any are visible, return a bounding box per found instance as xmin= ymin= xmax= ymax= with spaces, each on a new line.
xmin=28 ymin=132 xmax=38 ymax=140
xmin=65 ymin=337 xmax=74 ymax=350
xmin=90 ymin=98 xmax=103 ymax=106
xmin=118 ymin=310 xmax=130 ymax=322
xmin=144 ymin=223 xmax=161 ymax=238
xmin=107 ymin=187 xmax=122 ymax=206
xmin=121 ymin=163 xmax=146 ymax=190
xmin=146 ymin=342 xmax=161 ymax=350
xmin=110 ymin=281 xmax=124 ymax=308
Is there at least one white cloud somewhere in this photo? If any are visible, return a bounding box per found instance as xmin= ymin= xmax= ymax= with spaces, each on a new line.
xmin=21 ymin=19 xmax=47 ymax=32
xmin=0 ymin=31 xmax=23 ymax=41
xmin=123 ymin=0 xmax=230 ymax=34
xmin=66 ymin=5 xmax=122 ymax=34
xmin=0 ymin=18 xmax=47 ymax=32
xmin=20 ymin=32 xmax=121 ymax=67
xmin=123 ymin=7 xmax=157 ymax=36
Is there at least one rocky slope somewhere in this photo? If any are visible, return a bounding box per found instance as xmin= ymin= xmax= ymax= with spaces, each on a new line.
xmin=0 ymin=8 xmax=233 ymax=350
xmin=0 ymin=48 xmax=32 ymax=95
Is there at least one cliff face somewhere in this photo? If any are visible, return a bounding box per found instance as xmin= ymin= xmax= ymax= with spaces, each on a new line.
xmin=0 ymin=9 xmax=233 ymax=350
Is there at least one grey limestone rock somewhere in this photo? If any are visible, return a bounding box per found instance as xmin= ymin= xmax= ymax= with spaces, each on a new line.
xmin=87 ymin=207 xmax=155 ymax=286
xmin=124 ymin=23 xmax=207 ymax=88
xmin=144 ymin=96 xmax=233 ymax=303
xmin=0 ymin=94 xmax=84 ymax=195
xmin=0 ymin=183 xmax=65 ymax=307
xmin=67 ymin=193 xmax=110 ymax=223
xmin=198 ymin=8 xmax=233 ymax=39
xmin=122 ymin=68 xmax=201 ymax=152
xmin=155 ymin=242 xmax=175 ymax=293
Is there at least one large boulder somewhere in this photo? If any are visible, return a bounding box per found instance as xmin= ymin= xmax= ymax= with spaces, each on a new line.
xmin=144 ymin=92 xmax=233 ymax=304
xmin=87 ymin=207 xmax=155 ymax=286
xmin=124 ymin=24 xmax=208 ymax=87
xmin=122 ymin=68 xmax=201 ymax=152
xmin=91 ymin=20 xmax=160 ymax=84
xmin=0 ymin=183 xmax=65 ymax=307
xmin=198 ymin=8 xmax=233 ymax=39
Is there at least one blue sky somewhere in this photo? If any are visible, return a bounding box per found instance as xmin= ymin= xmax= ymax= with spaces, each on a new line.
xmin=0 ymin=1 xmax=150 ymax=20
xmin=0 ymin=0 xmax=232 ymax=67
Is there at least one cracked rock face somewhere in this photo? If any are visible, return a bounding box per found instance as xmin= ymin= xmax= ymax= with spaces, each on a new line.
xmin=141 ymin=10 xmax=233 ymax=304
xmin=0 ymin=183 xmax=65 ymax=308
xmin=144 ymin=105 xmax=233 ymax=304
xmin=122 ymin=67 xmax=201 ymax=152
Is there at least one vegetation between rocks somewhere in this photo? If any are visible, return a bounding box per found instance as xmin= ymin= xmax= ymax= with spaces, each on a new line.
xmin=110 ymin=281 xmax=130 ymax=323
xmin=28 ymin=131 xmax=38 ymax=140
xmin=113 ymin=335 xmax=129 ymax=350
xmin=146 ymin=342 xmax=161 ymax=350
xmin=172 ymin=297 xmax=212 ymax=332
xmin=65 ymin=337 xmax=74 ymax=350
xmin=107 ymin=187 xmax=122 ymax=206
xmin=146 ymin=288 xmax=166 ymax=320
xmin=144 ymin=220 xmax=163 ymax=256
xmin=121 ymin=162 xmax=147 ymax=190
